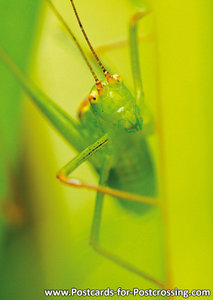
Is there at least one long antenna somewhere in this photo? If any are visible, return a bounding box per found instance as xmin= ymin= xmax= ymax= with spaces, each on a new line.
xmin=46 ymin=0 xmax=100 ymax=84
xmin=69 ymin=0 xmax=107 ymax=75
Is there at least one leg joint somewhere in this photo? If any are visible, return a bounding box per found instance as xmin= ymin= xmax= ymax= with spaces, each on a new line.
xmin=129 ymin=10 xmax=150 ymax=28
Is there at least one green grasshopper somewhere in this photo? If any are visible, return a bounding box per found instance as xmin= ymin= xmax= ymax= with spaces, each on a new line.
xmin=0 ymin=0 xmax=167 ymax=289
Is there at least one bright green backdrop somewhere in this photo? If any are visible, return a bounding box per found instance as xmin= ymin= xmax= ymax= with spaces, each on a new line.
xmin=0 ymin=0 xmax=212 ymax=299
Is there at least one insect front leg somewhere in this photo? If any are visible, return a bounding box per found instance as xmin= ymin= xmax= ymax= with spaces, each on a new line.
xmin=57 ymin=135 xmax=159 ymax=206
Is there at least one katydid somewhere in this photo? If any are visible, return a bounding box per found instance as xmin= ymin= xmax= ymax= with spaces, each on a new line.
xmin=0 ymin=0 xmax=167 ymax=289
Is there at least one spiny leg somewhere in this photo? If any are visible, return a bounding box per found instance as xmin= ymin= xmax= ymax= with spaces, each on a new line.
xmin=89 ymin=158 xmax=167 ymax=289
xmin=57 ymin=135 xmax=160 ymax=206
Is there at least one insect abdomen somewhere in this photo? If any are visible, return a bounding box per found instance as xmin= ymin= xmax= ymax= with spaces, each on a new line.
xmin=107 ymin=135 xmax=157 ymax=214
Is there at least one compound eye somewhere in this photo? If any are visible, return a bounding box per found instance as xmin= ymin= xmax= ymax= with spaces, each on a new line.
xmin=88 ymin=90 xmax=99 ymax=104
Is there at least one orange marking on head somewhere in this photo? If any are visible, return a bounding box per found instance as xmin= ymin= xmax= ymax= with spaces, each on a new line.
xmin=78 ymin=97 xmax=90 ymax=118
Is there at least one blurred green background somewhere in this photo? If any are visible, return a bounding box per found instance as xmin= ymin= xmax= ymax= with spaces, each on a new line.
xmin=0 ymin=0 xmax=213 ymax=299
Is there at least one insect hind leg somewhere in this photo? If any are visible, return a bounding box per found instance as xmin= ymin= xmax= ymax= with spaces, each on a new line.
xmin=89 ymin=159 xmax=167 ymax=289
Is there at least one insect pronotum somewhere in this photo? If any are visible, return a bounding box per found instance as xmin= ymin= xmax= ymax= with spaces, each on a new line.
xmin=0 ymin=0 xmax=169 ymax=289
